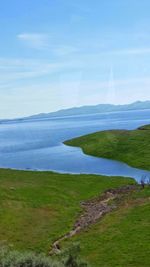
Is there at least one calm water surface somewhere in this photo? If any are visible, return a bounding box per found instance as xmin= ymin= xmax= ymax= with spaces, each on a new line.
xmin=1 ymin=109 xmax=150 ymax=182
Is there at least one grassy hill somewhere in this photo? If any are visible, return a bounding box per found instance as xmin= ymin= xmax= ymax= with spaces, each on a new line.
xmin=1 ymin=124 xmax=150 ymax=266
xmin=65 ymin=124 xmax=150 ymax=170
xmin=63 ymin=187 xmax=150 ymax=267
xmin=63 ymin=126 xmax=150 ymax=266
xmin=0 ymin=169 xmax=132 ymax=252
xmin=0 ymin=169 xmax=149 ymax=266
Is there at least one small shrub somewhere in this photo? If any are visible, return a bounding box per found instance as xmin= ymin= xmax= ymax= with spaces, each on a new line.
xmin=0 ymin=248 xmax=60 ymax=267
xmin=59 ymin=243 xmax=89 ymax=267
xmin=0 ymin=244 xmax=89 ymax=267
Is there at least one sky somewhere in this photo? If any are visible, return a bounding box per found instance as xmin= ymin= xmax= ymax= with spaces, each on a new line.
xmin=0 ymin=0 xmax=150 ymax=118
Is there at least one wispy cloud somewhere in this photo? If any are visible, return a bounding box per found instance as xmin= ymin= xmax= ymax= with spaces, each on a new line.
xmin=0 ymin=57 xmax=84 ymax=87
xmin=53 ymin=45 xmax=78 ymax=56
xmin=17 ymin=32 xmax=79 ymax=56
xmin=17 ymin=33 xmax=49 ymax=50
xmin=110 ymin=47 xmax=150 ymax=56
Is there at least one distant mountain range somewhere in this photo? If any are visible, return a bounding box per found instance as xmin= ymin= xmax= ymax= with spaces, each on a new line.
xmin=1 ymin=101 xmax=150 ymax=123
xmin=23 ymin=100 xmax=150 ymax=119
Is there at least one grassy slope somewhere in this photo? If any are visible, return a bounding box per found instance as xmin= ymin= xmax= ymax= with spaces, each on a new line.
xmin=63 ymin=187 xmax=150 ymax=267
xmin=65 ymin=124 xmax=150 ymax=170
xmin=0 ymin=169 xmax=133 ymax=252
xmin=63 ymin=124 xmax=150 ymax=266
xmin=1 ymin=124 xmax=150 ymax=266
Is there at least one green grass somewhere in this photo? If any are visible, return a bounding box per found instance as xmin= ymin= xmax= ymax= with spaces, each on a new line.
xmin=64 ymin=124 xmax=150 ymax=170
xmin=62 ymin=187 xmax=150 ymax=267
xmin=0 ymin=168 xmax=133 ymax=252
xmin=1 ymin=124 xmax=150 ymax=266
xmin=63 ymin=124 xmax=150 ymax=266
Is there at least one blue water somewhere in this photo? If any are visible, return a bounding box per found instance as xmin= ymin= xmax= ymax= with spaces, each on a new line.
xmin=0 ymin=109 xmax=150 ymax=182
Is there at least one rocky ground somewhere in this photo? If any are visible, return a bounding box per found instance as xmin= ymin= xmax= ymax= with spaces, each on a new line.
xmin=50 ymin=184 xmax=137 ymax=255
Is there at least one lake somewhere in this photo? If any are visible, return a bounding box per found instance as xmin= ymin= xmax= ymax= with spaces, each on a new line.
xmin=0 ymin=109 xmax=150 ymax=182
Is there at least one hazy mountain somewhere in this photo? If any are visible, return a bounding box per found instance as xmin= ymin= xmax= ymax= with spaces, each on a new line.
xmin=1 ymin=101 xmax=150 ymax=123
xmin=25 ymin=100 xmax=150 ymax=120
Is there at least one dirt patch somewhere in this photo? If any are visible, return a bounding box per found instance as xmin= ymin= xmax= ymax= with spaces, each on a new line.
xmin=49 ymin=185 xmax=137 ymax=255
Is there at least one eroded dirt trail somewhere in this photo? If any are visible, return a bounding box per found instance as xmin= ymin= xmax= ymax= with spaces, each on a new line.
xmin=49 ymin=185 xmax=137 ymax=255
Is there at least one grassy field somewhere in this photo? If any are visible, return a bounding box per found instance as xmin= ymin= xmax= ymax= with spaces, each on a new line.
xmin=1 ymin=124 xmax=150 ymax=266
xmin=63 ymin=124 xmax=150 ymax=266
xmin=0 ymin=168 xmax=133 ymax=252
xmin=63 ymin=187 xmax=150 ymax=267
xmin=65 ymin=124 xmax=150 ymax=170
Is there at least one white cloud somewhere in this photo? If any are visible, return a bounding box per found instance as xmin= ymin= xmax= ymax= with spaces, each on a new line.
xmin=17 ymin=33 xmax=49 ymax=49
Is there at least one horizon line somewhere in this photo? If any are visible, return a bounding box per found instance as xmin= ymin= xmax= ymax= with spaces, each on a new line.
xmin=1 ymin=100 xmax=150 ymax=121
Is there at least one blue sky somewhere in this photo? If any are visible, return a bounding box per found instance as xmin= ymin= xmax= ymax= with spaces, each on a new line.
xmin=0 ymin=0 xmax=150 ymax=118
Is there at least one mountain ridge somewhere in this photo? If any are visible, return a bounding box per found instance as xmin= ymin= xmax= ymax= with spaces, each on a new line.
xmin=23 ymin=100 xmax=150 ymax=119
xmin=1 ymin=100 xmax=150 ymax=122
